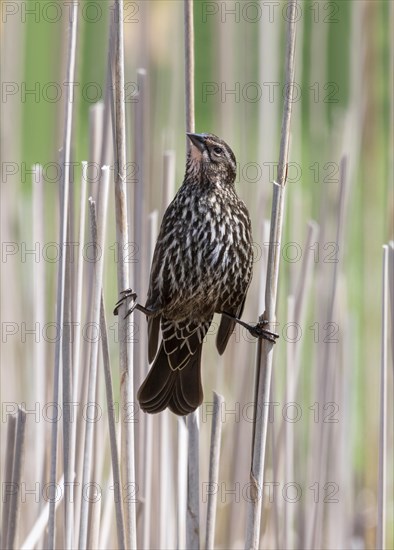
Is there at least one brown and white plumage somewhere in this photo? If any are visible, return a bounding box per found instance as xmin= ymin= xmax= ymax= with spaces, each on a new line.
xmin=137 ymin=133 xmax=253 ymax=415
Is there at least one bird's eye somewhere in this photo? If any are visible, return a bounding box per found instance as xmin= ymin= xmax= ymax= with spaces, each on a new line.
xmin=213 ymin=147 xmax=223 ymax=155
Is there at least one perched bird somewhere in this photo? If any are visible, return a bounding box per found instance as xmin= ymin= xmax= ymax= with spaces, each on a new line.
xmin=115 ymin=133 xmax=278 ymax=416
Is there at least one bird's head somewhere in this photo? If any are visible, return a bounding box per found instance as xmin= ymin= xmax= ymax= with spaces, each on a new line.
xmin=186 ymin=133 xmax=237 ymax=185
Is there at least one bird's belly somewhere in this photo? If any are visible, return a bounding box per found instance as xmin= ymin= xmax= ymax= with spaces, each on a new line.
xmin=164 ymin=231 xmax=251 ymax=320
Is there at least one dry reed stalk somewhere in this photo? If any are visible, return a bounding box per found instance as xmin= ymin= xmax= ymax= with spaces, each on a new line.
xmin=184 ymin=0 xmax=195 ymax=140
xmin=73 ymin=108 xmax=106 ymax=533
xmin=87 ymin=498 xmax=101 ymax=550
xmin=142 ymin=423 xmax=154 ymax=550
xmin=187 ymin=413 xmax=200 ymax=549
xmin=98 ymin=473 xmax=116 ymax=550
xmin=80 ymin=37 xmax=117 ymax=546
xmin=78 ymin=167 xmax=110 ymax=549
xmin=269 ymin=372 xmax=281 ymax=550
xmin=245 ymin=1 xmax=298 ymax=547
xmin=100 ymin=293 xmax=126 ymax=549
xmin=377 ymin=245 xmax=389 ymax=549
xmin=183 ymin=0 xmax=200 ymax=547
xmin=159 ymin=410 xmax=171 ymax=548
xmin=70 ymin=160 xmax=88 ymax=510
xmin=325 ymin=321 xmax=348 ymax=550
xmin=32 ymin=165 xmax=46 ymax=503
xmin=112 ymin=1 xmax=137 ymax=547
xmin=91 ymin=364 xmax=105 ymax=545
xmin=284 ymin=296 xmax=296 ymax=550
xmin=205 ymin=392 xmax=224 ymax=550
xmin=177 ymin=418 xmax=188 ymax=548
xmin=77 ymin=199 xmax=99 ymax=549
xmin=338 ymin=304 xmax=354 ymax=550
xmin=6 ymin=407 xmax=27 ymax=549
xmin=63 ymin=202 xmax=74 ymax=550
xmin=133 ymin=68 xmax=147 ymax=392
xmin=225 ymin=221 xmax=271 ymax=547
xmin=1 ymin=414 xmax=17 ymax=548
xmin=47 ymin=3 xmax=79 ymax=547
xmin=389 ymin=241 xmax=394 ymax=376
xmin=73 ymin=243 xmax=94 ymax=543
xmin=141 ymin=211 xmax=158 ymax=550
xmin=133 ymin=70 xmax=148 ymax=512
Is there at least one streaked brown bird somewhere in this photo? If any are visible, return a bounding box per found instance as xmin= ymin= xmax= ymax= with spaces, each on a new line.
xmin=115 ymin=133 xmax=278 ymax=416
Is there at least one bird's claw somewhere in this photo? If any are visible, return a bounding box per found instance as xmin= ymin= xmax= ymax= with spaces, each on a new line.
xmin=113 ymin=288 xmax=138 ymax=317
xmin=249 ymin=320 xmax=279 ymax=343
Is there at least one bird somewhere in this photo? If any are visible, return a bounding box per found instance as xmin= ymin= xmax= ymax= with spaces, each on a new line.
xmin=115 ymin=133 xmax=278 ymax=416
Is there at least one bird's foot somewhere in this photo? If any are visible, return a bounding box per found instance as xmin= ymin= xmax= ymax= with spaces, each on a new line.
xmin=113 ymin=288 xmax=138 ymax=318
xmin=221 ymin=311 xmax=279 ymax=343
xmin=248 ymin=320 xmax=279 ymax=343
xmin=114 ymin=288 xmax=155 ymax=319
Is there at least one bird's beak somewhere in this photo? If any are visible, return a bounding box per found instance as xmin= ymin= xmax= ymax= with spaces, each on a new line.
xmin=187 ymin=133 xmax=207 ymax=153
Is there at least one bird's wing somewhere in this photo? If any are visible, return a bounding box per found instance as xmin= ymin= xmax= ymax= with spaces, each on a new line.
xmin=145 ymin=198 xmax=180 ymax=312
xmin=144 ymin=201 xmax=179 ymax=362
xmin=216 ymin=295 xmax=247 ymax=355
xmin=162 ymin=317 xmax=211 ymax=370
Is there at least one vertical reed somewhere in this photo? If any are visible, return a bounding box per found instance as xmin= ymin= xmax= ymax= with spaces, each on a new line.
xmin=47 ymin=3 xmax=79 ymax=547
xmin=112 ymin=1 xmax=137 ymax=546
xmin=245 ymin=1 xmax=298 ymax=546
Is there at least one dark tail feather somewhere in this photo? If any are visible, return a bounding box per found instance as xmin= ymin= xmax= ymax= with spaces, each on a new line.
xmin=168 ymin=345 xmax=203 ymax=415
xmin=137 ymin=343 xmax=203 ymax=416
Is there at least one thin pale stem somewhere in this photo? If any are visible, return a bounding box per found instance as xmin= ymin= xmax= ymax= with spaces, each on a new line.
xmin=133 ymin=68 xmax=147 ymax=392
xmin=245 ymin=2 xmax=298 ymax=547
xmin=78 ymin=167 xmax=110 ymax=550
xmin=184 ymin=0 xmax=195 ymax=139
xmin=32 ymin=165 xmax=46 ymax=512
xmin=187 ymin=413 xmax=200 ymax=549
xmin=100 ymin=294 xmax=126 ymax=549
xmin=177 ymin=419 xmax=188 ymax=548
xmin=205 ymin=392 xmax=224 ymax=550
xmin=7 ymin=407 xmax=27 ymax=549
xmin=47 ymin=4 xmax=78 ymax=547
xmin=184 ymin=1 xmax=200 ymax=548
xmin=112 ymin=1 xmax=137 ymax=546
xmin=1 ymin=414 xmax=17 ymax=548
xmin=377 ymin=245 xmax=389 ymax=549
xmin=69 ymin=161 xmax=88 ymax=524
